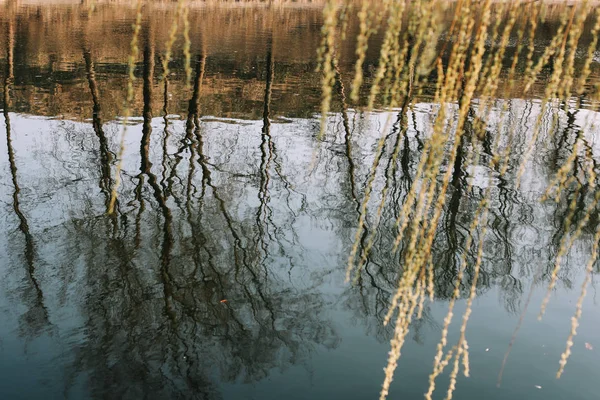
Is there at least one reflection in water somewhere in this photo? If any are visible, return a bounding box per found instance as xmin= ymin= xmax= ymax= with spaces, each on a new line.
xmin=3 ymin=17 xmax=50 ymax=337
xmin=83 ymin=47 xmax=114 ymax=210
xmin=1 ymin=2 xmax=600 ymax=400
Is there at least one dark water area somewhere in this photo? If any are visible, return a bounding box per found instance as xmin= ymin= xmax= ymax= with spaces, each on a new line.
xmin=1 ymin=2 xmax=600 ymax=400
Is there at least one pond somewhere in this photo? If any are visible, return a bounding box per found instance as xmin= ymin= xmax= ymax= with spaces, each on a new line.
xmin=1 ymin=1 xmax=600 ymax=399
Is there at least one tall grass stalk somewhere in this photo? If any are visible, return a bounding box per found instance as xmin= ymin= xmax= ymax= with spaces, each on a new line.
xmin=108 ymin=0 xmax=143 ymax=214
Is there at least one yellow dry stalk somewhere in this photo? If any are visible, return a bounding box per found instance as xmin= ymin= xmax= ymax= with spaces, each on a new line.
xmin=477 ymin=0 xmax=508 ymax=92
xmin=338 ymin=0 xmax=353 ymax=41
xmin=108 ymin=0 xmax=144 ymax=215
xmin=425 ymin=192 xmax=488 ymax=400
xmin=556 ymin=200 xmax=600 ymax=378
xmin=394 ymin=0 xmax=438 ymax=101
xmin=342 ymin=0 xmax=596 ymax=394
xmin=576 ymin=9 xmax=600 ymax=94
xmin=391 ymin=0 xmax=472 ymax=257
xmin=547 ymin=91 xmax=600 ymax=202
xmin=538 ymin=180 xmax=582 ymax=319
xmin=432 ymin=345 xmax=458 ymax=381
xmin=353 ymin=61 xmax=416 ymax=272
xmin=317 ymin=0 xmax=338 ymax=139
xmin=424 ymin=243 xmax=471 ymax=399
xmin=422 ymin=4 xmax=496 ymax=396
xmin=161 ymin=0 xmax=185 ymax=81
xmin=386 ymin=44 xmax=411 ymax=108
xmin=382 ymin=2 xmax=497 ymax=398
xmin=379 ymin=272 xmax=423 ymax=400
xmin=457 ymin=33 xmax=524 ymax=356
xmin=523 ymin=10 xmax=568 ymax=93
xmin=412 ymin=137 xmax=447 ymax=246
xmin=416 ymin=262 xmax=429 ymax=318
xmin=347 ymin=2 xmax=443 ymax=283
xmin=389 ymin=120 xmax=446 ymax=258
xmin=384 ymin=170 xmax=439 ymax=326
xmin=384 ymin=184 xmax=444 ymax=349
xmin=557 ymin=1 xmax=589 ymax=102
xmin=183 ymin=2 xmax=192 ymax=87
xmin=346 ymin=113 xmax=394 ymax=282
xmin=381 ymin=30 xmax=405 ymax=106
xmin=555 ymin=22 xmax=600 ymax=150
xmin=464 ymin=1 xmax=520 ymax=192
xmin=444 ymin=0 xmax=467 ymax=41
xmin=382 ymin=234 xmax=420 ymax=325
xmin=420 ymin=0 xmax=490 ymax=255
xmin=413 ymin=3 xmax=444 ymax=82
xmin=366 ymin=0 xmax=410 ymax=109
xmin=480 ymin=1 xmax=520 ymax=99
xmin=446 ymin=202 xmax=489 ymax=400
xmin=522 ymin=1 xmax=541 ymax=75
xmin=87 ymin=0 xmax=96 ymax=17
xmin=541 ymin=178 xmax=600 ymax=316
xmin=350 ymin=0 xmax=376 ymax=102
xmin=390 ymin=114 xmax=450 ymax=258
xmin=383 ymin=0 xmax=428 ymax=106
xmin=426 ymin=255 xmax=435 ymax=301
xmin=394 ymin=134 xmax=445 ymax=271
xmin=355 ymin=102 xmax=410 ymax=272
xmin=516 ymin=6 xmax=576 ymax=189
xmin=541 ymin=139 xmax=581 ymax=202
xmin=442 ymin=106 xmax=513 ymax=398
xmin=584 ymin=146 xmax=597 ymax=192
xmin=539 ymin=0 xmax=549 ymax=23
xmin=561 ymin=157 xmax=600 ymax=245
xmin=390 ymin=16 xmax=467 ymax=255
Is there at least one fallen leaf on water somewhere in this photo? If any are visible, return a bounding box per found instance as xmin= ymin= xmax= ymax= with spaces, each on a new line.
xmin=220 ymin=299 xmax=228 ymax=303
xmin=585 ymin=342 xmax=593 ymax=350
xmin=534 ymin=385 xmax=542 ymax=389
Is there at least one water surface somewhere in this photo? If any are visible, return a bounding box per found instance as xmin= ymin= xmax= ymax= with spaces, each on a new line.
xmin=1 ymin=2 xmax=600 ymax=400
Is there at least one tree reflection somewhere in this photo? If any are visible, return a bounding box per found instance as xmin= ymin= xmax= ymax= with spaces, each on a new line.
xmin=2 ymin=7 xmax=600 ymax=399
xmin=337 ymin=98 xmax=598 ymax=344
xmin=3 ymin=17 xmax=51 ymax=337
xmin=41 ymin=34 xmax=340 ymax=400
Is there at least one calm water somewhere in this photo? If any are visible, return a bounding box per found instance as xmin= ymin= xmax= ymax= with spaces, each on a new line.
xmin=1 ymin=2 xmax=600 ymax=400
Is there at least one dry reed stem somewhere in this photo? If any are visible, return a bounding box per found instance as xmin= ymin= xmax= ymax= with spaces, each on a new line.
xmin=346 ymin=113 xmax=394 ymax=282
xmin=577 ymin=9 xmax=600 ymax=94
xmin=382 ymin=1 xmax=496 ymax=398
xmin=161 ymin=0 xmax=185 ymax=80
xmin=556 ymin=219 xmax=600 ymax=378
xmin=317 ymin=0 xmax=338 ymax=138
xmin=516 ymin=5 xmax=575 ymax=189
xmin=108 ymin=0 xmax=143 ymax=214
xmin=350 ymin=0 xmax=376 ymax=102
xmin=183 ymin=2 xmax=192 ymax=87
